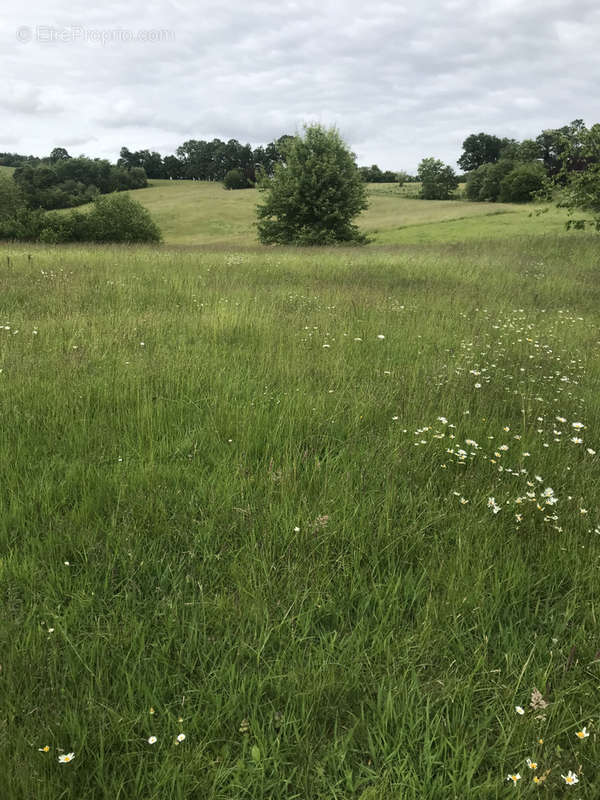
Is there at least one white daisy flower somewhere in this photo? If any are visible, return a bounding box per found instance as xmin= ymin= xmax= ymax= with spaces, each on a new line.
xmin=561 ymin=770 xmax=579 ymax=785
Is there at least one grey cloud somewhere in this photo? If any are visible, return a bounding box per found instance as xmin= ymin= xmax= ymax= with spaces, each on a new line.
xmin=2 ymin=0 xmax=599 ymax=171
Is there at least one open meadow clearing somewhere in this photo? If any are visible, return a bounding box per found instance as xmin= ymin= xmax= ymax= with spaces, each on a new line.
xmin=55 ymin=179 xmax=573 ymax=248
xmin=1 ymin=226 xmax=600 ymax=798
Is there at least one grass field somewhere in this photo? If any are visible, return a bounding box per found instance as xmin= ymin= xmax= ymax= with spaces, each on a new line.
xmin=1 ymin=230 xmax=600 ymax=798
xmin=50 ymin=179 xmax=572 ymax=247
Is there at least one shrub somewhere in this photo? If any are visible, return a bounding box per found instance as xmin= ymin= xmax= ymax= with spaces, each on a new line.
xmin=499 ymin=163 xmax=546 ymax=203
xmin=85 ymin=193 xmax=161 ymax=243
xmin=223 ymin=169 xmax=253 ymax=189
xmin=38 ymin=210 xmax=89 ymax=243
xmin=465 ymin=165 xmax=488 ymax=201
xmin=478 ymin=160 xmax=515 ymax=201
xmin=0 ymin=191 xmax=162 ymax=244
xmin=466 ymin=160 xmax=515 ymax=202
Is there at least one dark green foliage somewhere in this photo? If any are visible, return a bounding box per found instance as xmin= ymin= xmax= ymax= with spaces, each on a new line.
xmin=457 ymin=133 xmax=507 ymax=171
xmin=464 ymin=166 xmax=487 ymax=201
xmin=36 ymin=210 xmax=90 ymax=243
xmin=499 ymin=162 xmax=546 ymax=203
xmin=0 ymin=151 xmax=41 ymax=167
xmin=13 ymin=158 xmax=148 ymax=210
xmin=223 ymin=168 xmax=253 ymax=190
xmin=417 ymin=158 xmax=458 ymax=200
xmin=178 ymin=138 xmax=243 ymax=181
xmin=256 ymin=124 xmax=369 ymax=245
xmin=0 ymin=174 xmax=46 ymax=241
xmin=84 ymin=193 xmax=162 ymax=243
xmin=163 ymin=154 xmax=184 ymax=179
xmin=555 ymin=123 xmax=600 ymax=231
xmin=516 ymin=139 xmax=543 ymax=162
xmin=118 ymin=148 xmax=165 ymax=178
xmin=536 ymin=119 xmax=591 ymax=177
xmin=478 ymin=159 xmax=515 ymax=201
xmin=49 ymin=147 xmax=71 ymax=162
xmin=0 ymin=193 xmax=161 ymax=244
xmin=465 ymin=160 xmax=515 ymax=202
xmin=358 ymin=164 xmax=399 ymax=183
xmin=0 ymin=173 xmax=25 ymax=225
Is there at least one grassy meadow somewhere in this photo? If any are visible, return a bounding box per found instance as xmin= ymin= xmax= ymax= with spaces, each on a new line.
xmin=1 ymin=186 xmax=600 ymax=798
xmin=54 ymin=179 xmax=573 ymax=247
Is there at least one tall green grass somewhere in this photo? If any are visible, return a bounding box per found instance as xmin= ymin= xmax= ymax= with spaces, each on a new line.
xmin=1 ymin=235 xmax=599 ymax=798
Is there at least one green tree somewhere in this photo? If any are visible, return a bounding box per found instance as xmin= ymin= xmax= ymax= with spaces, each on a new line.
xmin=163 ymin=155 xmax=184 ymax=179
xmin=256 ymin=124 xmax=369 ymax=245
xmin=49 ymin=147 xmax=71 ymax=162
xmin=533 ymin=119 xmax=597 ymax=179
xmin=417 ymin=158 xmax=458 ymax=200
xmin=554 ymin=123 xmax=600 ymax=230
xmin=516 ymin=139 xmax=542 ymax=163
xmin=457 ymin=133 xmax=506 ymax=172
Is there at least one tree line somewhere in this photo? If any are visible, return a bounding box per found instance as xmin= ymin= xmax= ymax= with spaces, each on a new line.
xmin=1 ymin=137 xmax=408 ymax=200
xmin=12 ymin=154 xmax=147 ymax=210
xmin=418 ymin=119 xmax=599 ymax=204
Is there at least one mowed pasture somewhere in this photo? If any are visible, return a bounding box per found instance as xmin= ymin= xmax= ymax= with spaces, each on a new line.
xmin=1 ymin=216 xmax=600 ymax=797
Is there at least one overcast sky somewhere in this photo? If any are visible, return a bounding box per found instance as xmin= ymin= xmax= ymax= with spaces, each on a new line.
xmin=3 ymin=0 xmax=599 ymax=171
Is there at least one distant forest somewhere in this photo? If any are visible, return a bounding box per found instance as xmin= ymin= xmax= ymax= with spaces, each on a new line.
xmin=0 ymin=135 xmax=402 ymax=187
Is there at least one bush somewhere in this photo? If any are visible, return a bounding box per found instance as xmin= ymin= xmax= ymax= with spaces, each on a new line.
xmin=85 ymin=194 xmax=162 ymax=243
xmin=499 ymin=163 xmax=546 ymax=203
xmin=465 ymin=165 xmax=488 ymax=201
xmin=37 ymin=210 xmax=90 ymax=243
xmin=0 ymin=173 xmax=25 ymax=224
xmin=478 ymin=160 xmax=515 ymax=201
xmin=0 ymin=192 xmax=162 ymax=244
xmin=465 ymin=160 xmax=516 ymax=202
xmin=223 ymin=169 xmax=253 ymax=189
xmin=0 ymin=207 xmax=46 ymax=241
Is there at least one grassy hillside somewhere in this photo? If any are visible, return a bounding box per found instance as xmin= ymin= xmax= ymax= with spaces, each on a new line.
xmin=1 ymin=235 xmax=599 ymax=798
xmin=141 ymin=180 xmax=571 ymax=246
xmin=57 ymin=179 xmax=571 ymax=247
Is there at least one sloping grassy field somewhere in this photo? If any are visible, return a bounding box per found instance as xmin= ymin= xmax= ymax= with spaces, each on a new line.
xmin=1 ymin=233 xmax=599 ymax=798
xmin=57 ymin=179 xmax=572 ymax=247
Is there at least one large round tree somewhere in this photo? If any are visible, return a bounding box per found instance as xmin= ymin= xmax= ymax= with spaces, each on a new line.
xmin=256 ymin=124 xmax=369 ymax=245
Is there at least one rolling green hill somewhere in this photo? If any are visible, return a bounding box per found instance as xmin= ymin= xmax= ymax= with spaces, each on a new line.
xmin=131 ymin=180 xmax=571 ymax=246
xmin=42 ymin=177 xmax=573 ymax=246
